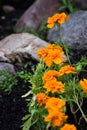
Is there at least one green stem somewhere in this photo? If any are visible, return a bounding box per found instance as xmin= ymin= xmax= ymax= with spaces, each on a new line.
xmin=76 ymin=102 xmax=87 ymax=122
xmin=64 ymin=46 xmax=71 ymax=65
xmin=71 ymin=79 xmax=87 ymax=123
xmin=76 ymin=100 xmax=87 ymax=123
xmin=57 ymin=24 xmax=71 ymax=65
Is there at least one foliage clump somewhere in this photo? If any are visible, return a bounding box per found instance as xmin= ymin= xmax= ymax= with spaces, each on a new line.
xmin=21 ymin=11 xmax=87 ymax=130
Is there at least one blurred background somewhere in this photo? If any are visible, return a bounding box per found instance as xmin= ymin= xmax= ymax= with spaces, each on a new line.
xmin=0 ymin=0 xmax=35 ymax=40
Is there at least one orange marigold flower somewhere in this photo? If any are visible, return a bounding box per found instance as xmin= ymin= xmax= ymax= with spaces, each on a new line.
xmin=37 ymin=48 xmax=48 ymax=59
xmin=80 ymin=79 xmax=87 ymax=93
xmin=44 ymin=110 xmax=68 ymax=127
xmin=58 ymin=65 xmax=76 ymax=77
xmin=47 ymin=17 xmax=56 ymax=28
xmin=44 ymin=97 xmax=67 ymax=127
xmin=43 ymin=79 xmax=64 ymax=93
xmin=46 ymin=44 xmax=64 ymax=53
xmin=47 ymin=12 xmax=69 ymax=28
xmin=60 ymin=124 xmax=77 ymax=130
xmin=45 ymin=97 xmax=66 ymax=112
xmin=57 ymin=12 xmax=69 ymax=24
xmin=37 ymin=44 xmax=66 ymax=67
xmin=44 ymin=54 xmax=65 ymax=67
xmin=36 ymin=93 xmax=49 ymax=106
xmin=47 ymin=22 xmax=55 ymax=28
xmin=42 ymin=70 xmax=59 ymax=84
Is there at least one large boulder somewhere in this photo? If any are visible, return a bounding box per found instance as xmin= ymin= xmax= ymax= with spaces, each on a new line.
xmin=0 ymin=33 xmax=48 ymax=64
xmin=15 ymin=0 xmax=60 ymax=31
xmin=75 ymin=0 xmax=87 ymax=10
xmin=47 ymin=11 xmax=87 ymax=50
xmin=15 ymin=0 xmax=87 ymax=32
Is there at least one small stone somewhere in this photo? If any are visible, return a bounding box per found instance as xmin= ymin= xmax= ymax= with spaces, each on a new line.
xmin=0 ymin=62 xmax=15 ymax=74
xmin=1 ymin=16 xmax=6 ymax=20
xmin=2 ymin=5 xmax=15 ymax=13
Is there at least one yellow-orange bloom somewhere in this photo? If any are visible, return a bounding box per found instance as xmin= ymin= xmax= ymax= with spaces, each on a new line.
xmin=37 ymin=44 xmax=66 ymax=67
xmin=43 ymin=79 xmax=64 ymax=93
xmin=44 ymin=110 xmax=68 ymax=127
xmin=80 ymin=79 xmax=87 ymax=93
xmin=47 ymin=12 xmax=69 ymax=28
xmin=58 ymin=65 xmax=76 ymax=77
xmin=47 ymin=17 xmax=55 ymax=28
xmin=37 ymin=48 xmax=48 ymax=60
xmin=60 ymin=124 xmax=77 ymax=130
xmin=44 ymin=97 xmax=67 ymax=127
xmin=42 ymin=70 xmax=59 ymax=84
xmin=57 ymin=12 xmax=69 ymax=24
xmin=45 ymin=97 xmax=66 ymax=112
xmin=36 ymin=93 xmax=49 ymax=106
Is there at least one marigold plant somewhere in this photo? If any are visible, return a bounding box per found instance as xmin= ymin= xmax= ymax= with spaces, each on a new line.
xmin=22 ymin=42 xmax=87 ymax=130
xmin=22 ymin=12 xmax=87 ymax=130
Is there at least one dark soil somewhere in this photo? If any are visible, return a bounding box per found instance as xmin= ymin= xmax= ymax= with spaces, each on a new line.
xmin=0 ymin=0 xmax=35 ymax=40
xmin=0 ymin=83 xmax=29 ymax=130
xmin=0 ymin=1 xmax=36 ymax=130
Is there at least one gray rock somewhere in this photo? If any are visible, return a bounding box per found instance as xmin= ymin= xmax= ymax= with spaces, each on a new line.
xmin=75 ymin=0 xmax=87 ymax=10
xmin=15 ymin=0 xmax=59 ymax=31
xmin=15 ymin=0 xmax=87 ymax=32
xmin=0 ymin=62 xmax=15 ymax=81
xmin=0 ymin=33 xmax=48 ymax=64
xmin=2 ymin=5 xmax=15 ymax=13
xmin=0 ymin=62 xmax=15 ymax=73
xmin=47 ymin=11 xmax=87 ymax=50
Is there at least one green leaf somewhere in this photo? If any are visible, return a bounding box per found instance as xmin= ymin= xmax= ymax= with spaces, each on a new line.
xmin=22 ymin=118 xmax=32 ymax=130
xmin=59 ymin=5 xmax=67 ymax=11
xmin=22 ymin=90 xmax=32 ymax=98
xmin=59 ymin=0 xmax=67 ymax=5
xmin=68 ymin=2 xmax=74 ymax=12
xmin=62 ymin=0 xmax=67 ymax=5
xmin=22 ymin=114 xmax=30 ymax=121
xmin=76 ymin=64 xmax=82 ymax=72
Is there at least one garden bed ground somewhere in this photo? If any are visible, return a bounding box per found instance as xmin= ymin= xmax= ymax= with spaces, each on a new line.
xmin=0 ymin=82 xmax=28 ymax=130
xmin=0 ymin=1 xmax=35 ymax=130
